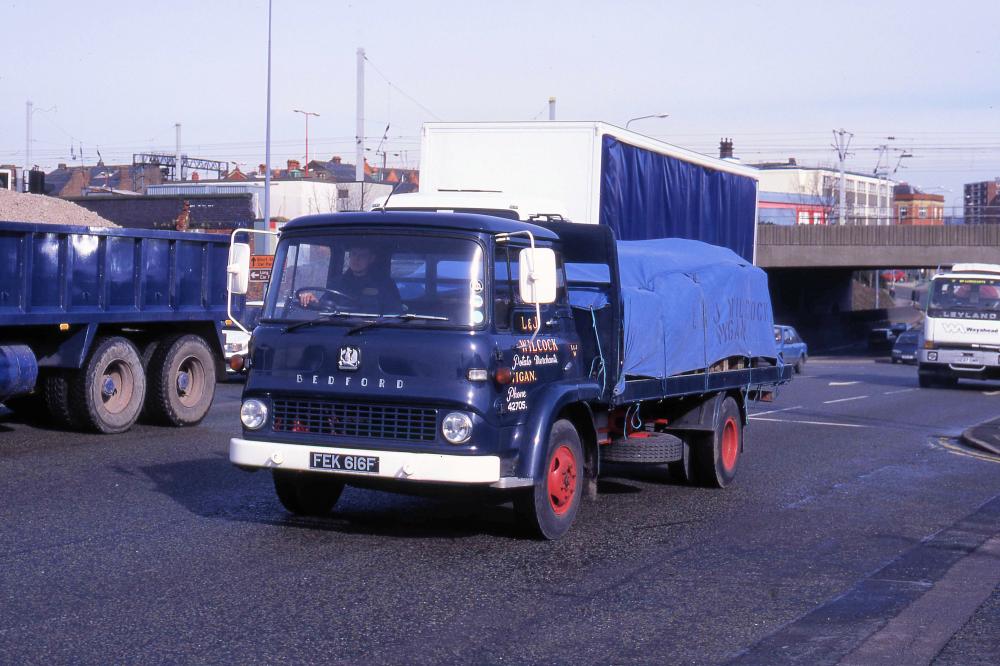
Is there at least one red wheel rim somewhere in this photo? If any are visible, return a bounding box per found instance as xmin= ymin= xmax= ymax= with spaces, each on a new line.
xmin=547 ymin=445 xmax=577 ymax=516
xmin=721 ymin=417 xmax=739 ymax=471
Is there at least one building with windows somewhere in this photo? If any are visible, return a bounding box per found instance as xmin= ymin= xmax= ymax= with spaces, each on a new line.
xmin=964 ymin=178 xmax=1000 ymax=224
xmin=893 ymin=184 xmax=945 ymax=225
xmin=753 ymin=159 xmax=894 ymax=225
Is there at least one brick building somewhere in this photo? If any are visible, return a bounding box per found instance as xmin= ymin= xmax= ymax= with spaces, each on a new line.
xmin=893 ymin=183 xmax=945 ymax=225
xmin=964 ymin=178 xmax=1000 ymax=224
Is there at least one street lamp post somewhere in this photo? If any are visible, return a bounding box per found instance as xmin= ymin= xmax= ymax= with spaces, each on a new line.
xmin=264 ymin=0 xmax=272 ymax=230
xmin=293 ymin=109 xmax=320 ymax=175
xmin=625 ymin=113 xmax=669 ymax=130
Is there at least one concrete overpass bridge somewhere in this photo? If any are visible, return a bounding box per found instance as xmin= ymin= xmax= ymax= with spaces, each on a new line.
xmin=755 ymin=224 xmax=1000 ymax=345
xmin=756 ymin=224 xmax=1000 ymax=269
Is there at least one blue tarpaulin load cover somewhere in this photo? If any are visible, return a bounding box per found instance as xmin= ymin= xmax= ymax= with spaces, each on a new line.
xmin=568 ymin=238 xmax=778 ymax=394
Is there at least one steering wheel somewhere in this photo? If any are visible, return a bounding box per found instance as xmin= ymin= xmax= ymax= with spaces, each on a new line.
xmin=292 ymin=286 xmax=358 ymax=310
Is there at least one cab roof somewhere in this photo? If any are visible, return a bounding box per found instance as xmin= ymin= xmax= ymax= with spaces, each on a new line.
xmin=281 ymin=211 xmax=559 ymax=241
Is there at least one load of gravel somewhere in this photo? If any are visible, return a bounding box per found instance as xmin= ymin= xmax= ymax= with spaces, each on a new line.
xmin=0 ymin=189 xmax=118 ymax=228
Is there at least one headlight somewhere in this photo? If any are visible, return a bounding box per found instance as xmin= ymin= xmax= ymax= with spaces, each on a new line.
xmin=441 ymin=412 xmax=473 ymax=444
xmin=225 ymin=342 xmax=248 ymax=354
xmin=240 ymin=399 xmax=268 ymax=429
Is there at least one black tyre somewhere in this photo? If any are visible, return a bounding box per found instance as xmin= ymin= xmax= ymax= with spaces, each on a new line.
xmin=43 ymin=371 xmax=79 ymax=429
xmin=667 ymin=442 xmax=696 ymax=485
xmin=273 ymin=470 xmax=345 ymax=516
xmin=71 ymin=336 xmax=146 ymax=434
xmin=793 ymin=358 xmax=803 ymax=374
xmin=513 ymin=419 xmax=584 ymax=540
xmin=145 ymin=334 xmax=217 ymax=426
xmin=691 ymin=396 xmax=742 ymax=488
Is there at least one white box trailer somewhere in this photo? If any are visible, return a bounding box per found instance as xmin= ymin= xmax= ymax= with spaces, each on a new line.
xmin=379 ymin=121 xmax=761 ymax=261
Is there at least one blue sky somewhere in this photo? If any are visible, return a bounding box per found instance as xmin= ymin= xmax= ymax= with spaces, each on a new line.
xmin=2 ymin=0 xmax=998 ymax=208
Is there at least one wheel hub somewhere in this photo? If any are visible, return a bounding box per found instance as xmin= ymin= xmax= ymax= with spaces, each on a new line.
xmin=101 ymin=376 xmax=118 ymax=398
xmin=547 ymin=445 xmax=577 ymax=516
xmin=176 ymin=370 xmax=190 ymax=395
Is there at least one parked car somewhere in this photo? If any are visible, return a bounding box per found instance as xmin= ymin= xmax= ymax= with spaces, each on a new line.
xmin=869 ymin=322 xmax=910 ymax=351
xmin=881 ymin=269 xmax=906 ymax=282
xmin=774 ymin=325 xmax=808 ymax=373
xmin=891 ymin=330 xmax=920 ymax=364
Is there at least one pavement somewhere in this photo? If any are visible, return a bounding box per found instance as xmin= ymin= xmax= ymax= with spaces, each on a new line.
xmin=961 ymin=416 xmax=1000 ymax=456
xmin=2 ymin=357 xmax=1000 ymax=664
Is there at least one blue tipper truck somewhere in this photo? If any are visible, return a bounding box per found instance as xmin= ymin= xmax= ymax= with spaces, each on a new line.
xmin=0 ymin=221 xmax=232 ymax=433
xmin=226 ymin=211 xmax=790 ymax=539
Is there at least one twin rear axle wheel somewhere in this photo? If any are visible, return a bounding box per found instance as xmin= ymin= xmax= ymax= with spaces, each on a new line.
xmin=32 ymin=334 xmax=217 ymax=434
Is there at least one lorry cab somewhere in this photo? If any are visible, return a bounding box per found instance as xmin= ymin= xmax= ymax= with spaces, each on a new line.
xmin=229 ymin=212 xmax=597 ymax=521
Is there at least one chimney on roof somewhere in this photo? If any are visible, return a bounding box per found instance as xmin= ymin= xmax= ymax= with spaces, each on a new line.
xmin=719 ymin=138 xmax=733 ymax=160
xmin=332 ymin=156 xmax=342 ymax=164
xmin=58 ymin=163 xmax=67 ymax=170
xmin=787 ymin=158 xmax=796 ymax=165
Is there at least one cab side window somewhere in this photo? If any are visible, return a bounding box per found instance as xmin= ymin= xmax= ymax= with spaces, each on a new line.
xmin=494 ymin=246 xmax=519 ymax=330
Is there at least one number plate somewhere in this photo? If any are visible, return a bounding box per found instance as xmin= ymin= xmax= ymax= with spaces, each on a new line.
xmin=309 ymin=452 xmax=380 ymax=474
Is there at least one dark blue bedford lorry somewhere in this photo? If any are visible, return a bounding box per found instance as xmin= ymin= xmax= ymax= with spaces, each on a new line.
xmin=0 ymin=221 xmax=232 ymax=433
xmin=227 ymin=211 xmax=790 ymax=539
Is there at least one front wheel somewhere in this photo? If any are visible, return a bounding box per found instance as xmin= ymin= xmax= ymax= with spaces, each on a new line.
xmin=273 ymin=470 xmax=345 ymax=516
xmin=514 ymin=419 xmax=584 ymax=540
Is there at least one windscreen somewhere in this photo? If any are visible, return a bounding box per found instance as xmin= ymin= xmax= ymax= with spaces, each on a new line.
xmin=264 ymin=233 xmax=486 ymax=328
xmin=928 ymin=277 xmax=1000 ymax=320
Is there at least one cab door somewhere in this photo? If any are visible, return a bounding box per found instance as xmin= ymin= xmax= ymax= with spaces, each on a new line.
xmin=492 ymin=243 xmax=578 ymax=422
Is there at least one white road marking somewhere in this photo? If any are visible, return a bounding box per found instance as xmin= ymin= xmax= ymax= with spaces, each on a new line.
xmin=749 ymin=406 xmax=802 ymax=417
xmin=823 ymin=395 xmax=869 ymax=404
xmin=749 ymin=416 xmax=868 ymax=428
xmin=829 ymin=381 xmax=860 ymax=386
xmin=982 ymin=390 xmax=1000 ymax=396
xmin=883 ymin=388 xmax=916 ymax=395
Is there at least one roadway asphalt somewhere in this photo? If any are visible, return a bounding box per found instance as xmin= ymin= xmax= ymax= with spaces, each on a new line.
xmin=2 ymin=358 xmax=999 ymax=665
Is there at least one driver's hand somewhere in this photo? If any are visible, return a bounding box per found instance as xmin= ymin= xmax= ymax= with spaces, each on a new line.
xmin=298 ymin=292 xmax=319 ymax=307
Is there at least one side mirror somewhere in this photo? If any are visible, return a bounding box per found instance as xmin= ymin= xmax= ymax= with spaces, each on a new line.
xmin=228 ymin=243 xmax=251 ymax=295
xmin=518 ymin=247 xmax=557 ymax=304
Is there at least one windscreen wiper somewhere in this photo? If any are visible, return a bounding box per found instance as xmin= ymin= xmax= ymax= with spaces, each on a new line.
xmin=283 ymin=310 xmax=380 ymax=333
xmin=346 ymin=313 xmax=449 ymax=336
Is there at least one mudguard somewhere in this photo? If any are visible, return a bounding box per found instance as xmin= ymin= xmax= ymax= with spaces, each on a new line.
xmin=512 ymin=380 xmax=602 ymax=481
xmin=660 ymin=390 xmax=748 ymax=432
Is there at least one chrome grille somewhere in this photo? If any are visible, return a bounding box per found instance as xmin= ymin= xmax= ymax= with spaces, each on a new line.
xmin=272 ymin=398 xmax=437 ymax=442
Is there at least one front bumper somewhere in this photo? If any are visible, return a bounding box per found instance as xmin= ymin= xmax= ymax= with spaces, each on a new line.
xmin=920 ymin=348 xmax=1000 ymax=369
xmin=230 ymin=437 xmax=508 ymax=485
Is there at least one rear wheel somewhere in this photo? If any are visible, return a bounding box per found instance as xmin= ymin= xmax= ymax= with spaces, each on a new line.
xmin=273 ymin=470 xmax=344 ymax=516
xmin=145 ymin=335 xmax=217 ymax=426
xmin=43 ymin=371 xmax=79 ymax=429
xmin=691 ymin=396 xmax=742 ymax=488
xmin=514 ymin=419 xmax=583 ymax=540
xmin=71 ymin=337 xmax=146 ymax=434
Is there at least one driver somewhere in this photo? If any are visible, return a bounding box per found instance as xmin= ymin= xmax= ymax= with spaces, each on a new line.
xmin=298 ymin=243 xmax=402 ymax=314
